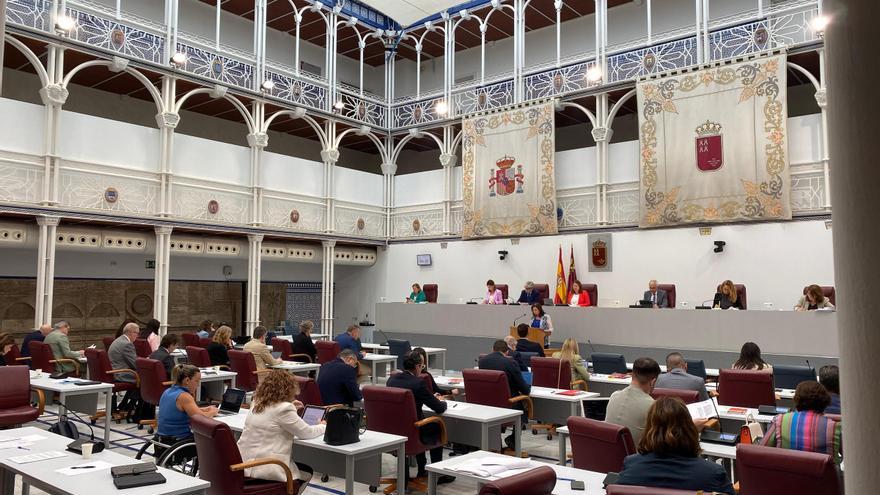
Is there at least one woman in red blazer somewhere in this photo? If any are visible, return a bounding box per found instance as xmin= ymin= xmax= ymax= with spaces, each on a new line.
xmin=568 ymin=280 xmax=591 ymax=307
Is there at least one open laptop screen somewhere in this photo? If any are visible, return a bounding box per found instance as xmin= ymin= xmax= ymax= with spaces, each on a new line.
xmin=219 ymin=389 xmax=246 ymax=414
xmin=301 ymin=405 xmax=326 ymax=426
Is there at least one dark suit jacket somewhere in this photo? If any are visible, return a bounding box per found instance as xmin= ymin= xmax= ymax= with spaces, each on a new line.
xmin=387 ymin=371 xmax=446 ymax=420
xmin=317 ymin=358 xmax=363 ymax=406
xmin=478 ymin=351 xmax=531 ymax=397
xmin=149 ymin=346 xmax=175 ymax=378
xmin=20 ymin=331 xmax=45 ymax=357
xmin=616 ymin=452 xmax=735 ymax=495
xmin=206 ymin=342 xmax=230 ymax=366
xmin=510 ymin=350 xmax=529 ymax=371
xmin=517 ymin=290 xmax=541 ymax=305
xmin=292 ymin=332 xmax=318 ymax=363
xmin=713 ymin=293 xmax=744 ymax=310
xmin=515 ymin=338 xmax=545 ymax=356
xmin=642 ymin=289 xmax=669 ymax=308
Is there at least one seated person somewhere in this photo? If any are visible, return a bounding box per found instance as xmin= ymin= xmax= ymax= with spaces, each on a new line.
xmin=551 ymin=338 xmax=590 ymax=384
xmin=43 ymin=320 xmax=84 ymax=377
xmin=20 ymin=324 xmax=52 ymax=358
xmin=292 ymin=320 xmax=319 ymax=363
xmin=615 ymin=397 xmax=736 ymax=495
xmin=412 ymin=347 xmax=459 ymax=397
xmin=713 ymin=280 xmax=744 ymax=310
xmin=0 ymin=333 xmax=15 ymax=366
xmin=196 ymin=320 xmax=212 ymax=339
xmin=529 ymin=304 xmax=553 ymax=348
xmin=514 ymin=323 xmax=545 ymax=357
xmin=478 ymin=340 xmax=531 ymax=450
xmin=568 ymin=281 xmax=591 ymax=307
xmin=243 ymin=326 xmax=282 ymax=383
xmin=761 ymin=381 xmax=842 ymax=464
xmin=655 ymin=352 xmax=709 ymax=401
xmin=643 ymin=280 xmax=669 ymax=308
xmin=316 ymin=349 xmax=363 ymax=406
xmin=335 ymin=325 xmax=365 ymax=357
xmin=139 ymin=319 xmax=162 ymax=353
xmin=109 ymin=322 xmax=141 ymax=411
xmin=149 ymin=334 xmax=180 ymax=378
xmin=517 ymin=281 xmax=542 ymax=305
xmin=484 ymin=279 xmax=504 ymax=305
xmin=605 ymin=357 xmax=662 ymax=446
xmin=819 ymin=365 xmax=841 ymax=414
xmin=386 ymin=353 xmax=455 ymax=484
xmin=206 ymin=326 xmax=233 ymax=366
xmin=407 ymin=283 xmax=427 ymax=303
xmin=795 ymin=284 xmax=835 ymax=311
xmin=237 ymin=370 xmax=325 ymax=493
xmin=503 ymin=336 xmax=529 ymax=371
xmin=731 ymin=341 xmax=772 ymax=372
xmin=157 ymin=364 xmax=218 ymax=441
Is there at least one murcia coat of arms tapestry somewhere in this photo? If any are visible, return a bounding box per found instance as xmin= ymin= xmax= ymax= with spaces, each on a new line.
xmin=637 ymin=54 xmax=791 ymax=227
xmin=461 ymin=101 xmax=557 ymax=239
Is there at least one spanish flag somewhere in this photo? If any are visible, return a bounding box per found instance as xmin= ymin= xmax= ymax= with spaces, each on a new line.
xmin=553 ymin=245 xmax=567 ymax=305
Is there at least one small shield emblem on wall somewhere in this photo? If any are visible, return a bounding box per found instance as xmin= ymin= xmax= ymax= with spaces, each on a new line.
xmin=290 ymin=209 xmax=300 ymax=223
xmin=695 ymin=120 xmax=724 ymax=172
xmin=553 ymin=74 xmax=564 ymax=92
xmin=292 ymin=82 xmax=302 ymax=98
xmin=592 ymin=240 xmax=607 ymax=267
xmin=211 ymin=58 xmax=224 ymax=77
xmin=110 ymin=29 xmax=126 ymax=48
xmin=754 ymin=26 xmax=769 ymax=46
xmin=207 ymin=200 xmax=220 ymax=214
xmin=357 ymin=103 xmax=367 ymax=119
xmin=104 ymin=187 xmax=119 ymax=203
xmin=412 ymin=219 xmax=421 ymax=232
xmin=357 ymin=218 xmax=366 ymax=231
xmin=478 ymin=92 xmax=487 ymax=108
xmin=413 ymin=106 xmax=423 ymax=121
xmin=643 ymin=52 xmax=656 ymax=71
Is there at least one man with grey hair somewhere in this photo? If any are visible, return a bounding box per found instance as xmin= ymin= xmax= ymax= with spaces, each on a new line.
xmin=109 ymin=322 xmax=140 ymax=383
xmin=503 ymin=335 xmax=529 ymax=371
xmin=316 ymin=349 xmax=363 ymax=407
xmin=517 ymin=281 xmax=542 ymax=305
xmin=43 ymin=320 xmax=84 ymax=376
xmin=21 ymin=323 xmax=53 ymax=357
xmin=643 ymin=279 xmax=669 ymax=308
xmin=654 ymin=352 xmax=709 ymax=401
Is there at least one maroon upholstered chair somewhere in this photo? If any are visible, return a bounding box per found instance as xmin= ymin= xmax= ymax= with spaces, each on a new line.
xmin=186 ymin=346 xmax=212 ymax=368
xmin=582 ymin=284 xmax=598 ymax=306
xmin=423 ymin=284 xmax=438 ymax=303
xmin=228 ymin=350 xmax=266 ymax=393
xmin=533 ymin=284 xmax=551 ymax=303
xmin=531 ymin=357 xmax=587 ymax=390
xmin=198 ymin=337 xmax=212 ymax=348
xmin=0 ymin=365 xmax=45 ymax=427
xmin=102 ymin=336 xmax=115 ymax=351
xmin=181 ymin=333 xmax=200 ymax=348
xmin=191 ymin=414 xmax=299 ymax=495
xmin=803 ymin=285 xmax=836 ymax=306
xmin=462 ymin=369 xmax=533 ymax=423
xmin=135 ymin=357 xmax=171 ymax=432
xmin=656 ymin=284 xmax=676 ymax=308
xmin=85 ymin=348 xmax=140 ymax=422
xmin=29 ymin=341 xmax=80 ymax=377
xmin=363 ymin=385 xmax=447 ymax=494
xmin=272 ymin=338 xmax=311 ymax=363
xmin=736 ymin=443 xmax=841 ymax=495
xmin=4 ymin=344 xmax=29 ymax=367
xmin=315 ymin=340 xmax=340 ymax=365
xmin=566 ymin=416 xmax=636 ymax=473
xmin=717 ymin=369 xmax=775 ymax=408
xmin=293 ymin=376 xmax=324 ymax=407
xmin=134 ymin=339 xmax=152 ymax=358
xmin=496 ymin=284 xmax=509 ymax=301
xmin=651 ymin=387 xmax=700 ymax=404
xmin=735 ymin=284 xmax=747 ymax=309
xmin=478 ymin=465 xmax=557 ymax=495
xmin=605 ymin=485 xmax=698 ymax=494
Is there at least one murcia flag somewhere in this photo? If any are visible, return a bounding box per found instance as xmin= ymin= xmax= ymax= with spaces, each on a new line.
xmin=566 ymin=245 xmax=578 ymax=298
xmin=554 ymin=245 xmax=567 ymax=305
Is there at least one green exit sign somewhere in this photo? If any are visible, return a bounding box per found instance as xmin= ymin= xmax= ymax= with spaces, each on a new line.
xmin=145 ymin=260 xmax=156 ymax=269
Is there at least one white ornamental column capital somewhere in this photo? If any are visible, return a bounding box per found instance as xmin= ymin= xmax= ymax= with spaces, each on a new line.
xmin=322 ymin=240 xmax=337 ymax=248
xmin=591 ymin=126 xmax=613 ymax=143
xmin=321 ymin=148 xmax=340 ymax=164
xmin=247 ymin=132 xmax=269 ymax=148
xmin=439 ymin=153 xmax=458 ymax=168
xmin=155 ymin=112 xmax=181 ymax=129
xmin=380 ymin=162 xmax=398 ymax=176
xmin=154 ymin=225 xmax=173 ymax=236
xmin=39 ymin=84 xmax=69 ymax=106
xmin=36 ymin=215 xmax=60 ymax=227
xmin=248 ymin=233 xmax=265 ymax=243
xmin=814 ymin=88 xmax=827 ymax=109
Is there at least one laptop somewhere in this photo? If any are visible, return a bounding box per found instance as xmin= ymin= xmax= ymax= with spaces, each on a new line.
xmin=301 ymin=405 xmax=327 ymax=426
xmin=215 ymin=388 xmax=246 ymax=417
xmin=271 ymin=351 xmax=282 ymax=360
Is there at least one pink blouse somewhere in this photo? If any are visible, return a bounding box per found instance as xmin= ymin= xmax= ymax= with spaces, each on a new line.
xmin=484 ymin=289 xmax=504 ymax=305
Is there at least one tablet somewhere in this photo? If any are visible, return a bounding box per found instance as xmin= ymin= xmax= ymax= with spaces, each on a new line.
xmin=301 ymin=405 xmax=326 ymax=426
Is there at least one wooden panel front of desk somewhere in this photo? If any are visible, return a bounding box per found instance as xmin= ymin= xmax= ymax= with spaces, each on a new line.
xmin=509 ymin=325 xmax=545 ymax=345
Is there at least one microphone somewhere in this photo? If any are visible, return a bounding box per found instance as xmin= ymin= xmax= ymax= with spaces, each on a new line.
xmin=709 ymin=396 xmax=726 ymax=436
xmin=587 ymin=339 xmax=597 ymax=354
xmin=805 ymin=359 xmax=812 ymax=370
xmin=376 ymin=329 xmax=391 ymax=345
xmin=512 ymin=313 xmax=528 ymax=326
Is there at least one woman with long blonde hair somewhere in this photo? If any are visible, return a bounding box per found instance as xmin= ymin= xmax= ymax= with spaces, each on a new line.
xmin=713 ymin=280 xmax=743 ymax=310
xmin=551 ymin=338 xmax=590 ymax=384
xmin=206 ymin=325 xmax=233 ymax=366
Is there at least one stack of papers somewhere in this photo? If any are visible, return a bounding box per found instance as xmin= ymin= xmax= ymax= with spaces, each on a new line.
xmin=57 ymin=461 xmax=115 ymax=476
xmin=451 ymin=456 xmax=533 ymax=477
xmin=686 ymin=399 xmax=718 ymax=419
xmin=9 ymin=450 xmax=68 ymax=464
xmin=0 ymin=434 xmax=46 ymax=450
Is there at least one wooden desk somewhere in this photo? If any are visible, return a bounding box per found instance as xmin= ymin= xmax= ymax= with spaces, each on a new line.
xmin=509 ymin=325 xmax=545 ymax=346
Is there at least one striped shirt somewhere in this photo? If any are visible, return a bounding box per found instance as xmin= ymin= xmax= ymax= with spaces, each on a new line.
xmin=760 ymin=411 xmax=842 ymax=464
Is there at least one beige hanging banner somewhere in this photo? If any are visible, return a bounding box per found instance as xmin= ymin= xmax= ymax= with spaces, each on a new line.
xmin=637 ymin=54 xmax=790 ymax=227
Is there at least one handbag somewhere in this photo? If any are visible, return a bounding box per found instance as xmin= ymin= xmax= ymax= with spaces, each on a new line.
xmin=323 ymin=407 xmax=364 ymax=446
xmin=740 ymin=413 xmax=764 ymax=444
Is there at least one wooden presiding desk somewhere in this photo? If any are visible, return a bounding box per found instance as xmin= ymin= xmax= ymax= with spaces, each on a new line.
xmin=376 ymin=303 xmax=839 ymax=358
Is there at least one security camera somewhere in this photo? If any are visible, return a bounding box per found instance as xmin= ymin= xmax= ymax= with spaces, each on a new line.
xmin=498 ymin=250 xmax=509 ymax=261
xmin=713 ymin=241 xmax=726 ymax=253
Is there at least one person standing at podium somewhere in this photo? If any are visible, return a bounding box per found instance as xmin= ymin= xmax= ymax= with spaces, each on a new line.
xmin=643 ymin=280 xmax=668 ymax=308
xmin=515 ymin=323 xmax=545 ymax=357
xmin=517 ymin=281 xmax=542 ymax=305
xmin=484 ymin=279 xmax=504 ymax=305
xmin=568 ymin=281 xmax=591 ymax=307
xmin=530 ymin=304 xmax=553 ymax=348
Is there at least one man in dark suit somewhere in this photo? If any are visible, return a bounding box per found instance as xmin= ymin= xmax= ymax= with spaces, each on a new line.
xmin=316 ymin=349 xmax=363 ymax=407
xmin=643 ymin=280 xmax=669 ymax=308
xmin=149 ymin=334 xmax=179 ymax=378
xmin=514 ymin=323 xmax=545 ymax=356
xmin=21 ymin=324 xmax=52 ymax=357
xmin=478 ymin=340 xmax=532 ymax=449
xmin=292 ymin=320 xmax=318 ymax=363
xmin=386 ymin=353 xmax=455 ymax=484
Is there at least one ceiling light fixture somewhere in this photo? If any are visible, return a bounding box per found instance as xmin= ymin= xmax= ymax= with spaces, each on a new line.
xmin=55 ymin=15 xmax=75 ymax=32
xmin=586 ymin=66 xmax=603 ymax=83
xmin=334 ymin=100 xmax=345 ymax=110
xmin=809 ymin=15 xmax=830 ymax=34
xmin=435 ymin=100 xmax=448 ymax=116
xmin=171 ymin=52 xmax=187 ymax=66
xmin=261 ymin=79 xmax=275 ymax=91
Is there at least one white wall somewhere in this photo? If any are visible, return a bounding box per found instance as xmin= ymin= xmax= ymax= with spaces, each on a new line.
xmin=0 ymin=98 xmax=44 ymax=155
xmin=335 ymin=166 xmax=384 ymax=206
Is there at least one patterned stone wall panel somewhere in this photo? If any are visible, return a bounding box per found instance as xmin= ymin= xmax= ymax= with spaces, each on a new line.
xmin=264 ymin=70 xmax=327 ymax=113
xmin=6 ymin=0 xmax=51 ymax=32
xmin=790 ymin=171 xmax=826 ymax=213
xmin=453 ymin=80 xmax=514 ymax=117
xmin=58 ymin=168 xmax=158 ymax=215
xmin=0 ymin=161 xmax=44 ymax=204
xmin=607 ymin=188 xmax=640 ymax=225
xmin=391 ymin=208 xmax=443 ymax=238
xmin=334 ymin=206 xmax=385 ymax=238
xmin=263 ymin=196 xmax=325 ymax=232
xmin=285 ymin=282 xmax=323 ymax=333
xmin=66 ymin=8 xmax=166 ymax=65
xmin=172 ymin=184 xmax=251 ymax=225
xmin=557 ymin=192 xmax=598 ymax=229
xmin=176 ymin=42 xmax=255 ymax=89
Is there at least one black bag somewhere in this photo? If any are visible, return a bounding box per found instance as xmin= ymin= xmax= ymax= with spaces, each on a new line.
xmin=49 ymin=417 xmax=80 ymax=440
xmin=323 ymin=407 xmax=363 ymax=446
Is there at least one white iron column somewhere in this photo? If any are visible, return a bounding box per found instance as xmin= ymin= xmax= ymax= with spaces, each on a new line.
xmin=321 ymin=148 xmax=339 ymax=233
xmin=815 ymin=50 xmax=831 ymax=209
xmin=381 ymin=161 xmax=397 ymax=238
xmin=514 ymin=0 xmax=525 ymax=103
xmin=39 ymin=45 xmax=68 ymax=206
xmin=594 ymin=93 xmax=612 ymax=224
xmin=826 ymin=0 xmax=880 ymax=491
xmin=153 ymin=226 xmax=173 ymax=335
xmin=320 ymin=240 xmax=336 ymax=336
xmin=247 ymin=102 xmax=267 ymax=226
xmin=440 ymin=152 xmax=458 ymax=235
xmin=34 ymin=215 xmax=60 ymax=327
xmin=245 ymin=234 xmax=264 ymax=336
xmin=157 ymin=76 xmax=178 ymax=217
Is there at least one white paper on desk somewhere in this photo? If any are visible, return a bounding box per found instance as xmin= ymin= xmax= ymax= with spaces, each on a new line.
xmin=452 ymin=457 xmax=533 ymax=477
xmin=446 ymin=402 xmax=469 ymax=411
xmin=57 ymin=461 xmax=115 ymax=476
xmin=687 ymin=399 xmax=718 ymax=419
xmin=8 ymin=450 xmax=68 ymax=464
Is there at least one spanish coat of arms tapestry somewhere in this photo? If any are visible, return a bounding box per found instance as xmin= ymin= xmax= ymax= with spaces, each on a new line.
xmin=637 ymin=54 xmax=790 ymax=227
xmin=461 ymin=101 xmax=557 ymax=239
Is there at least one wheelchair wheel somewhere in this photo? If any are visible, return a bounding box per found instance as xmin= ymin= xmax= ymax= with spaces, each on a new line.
xmin=157 ymin=440 xmax=199 ymax=476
